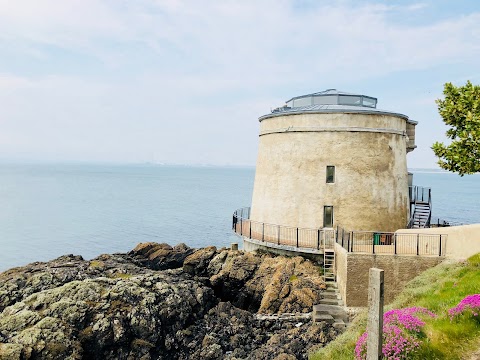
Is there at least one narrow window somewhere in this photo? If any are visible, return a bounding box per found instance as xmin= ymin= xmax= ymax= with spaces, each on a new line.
xmin=324 ymin=206 xmax=334 ymax=228
xmin=326 ymin=166 xmax=335 ymax=183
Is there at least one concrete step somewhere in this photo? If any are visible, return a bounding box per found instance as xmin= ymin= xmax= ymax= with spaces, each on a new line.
xmin=313 ymin=304 xmax=348 ymax=319
xmin=312 ymin=314 xmax=335 ymax=324
xmin=321 ymin=292 xmax=339 ymax=299
xmin=319 ymin=298 xmax=343 ymax=306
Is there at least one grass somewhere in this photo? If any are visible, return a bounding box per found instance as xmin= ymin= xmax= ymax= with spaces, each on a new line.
xmin=310 ymin=255 xmax=480 ymax=360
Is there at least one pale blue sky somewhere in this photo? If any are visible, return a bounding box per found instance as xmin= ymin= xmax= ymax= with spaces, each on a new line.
xmin=0 ymin=0 xmax=479 ymax=167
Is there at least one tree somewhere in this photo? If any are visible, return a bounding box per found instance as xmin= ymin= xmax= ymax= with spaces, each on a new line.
xmin=432 ymin=81 xmax=480 ymax=176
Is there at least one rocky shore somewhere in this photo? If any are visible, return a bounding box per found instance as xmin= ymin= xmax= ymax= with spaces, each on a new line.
xmin=0 ymin=243 xmax=339 ymax=359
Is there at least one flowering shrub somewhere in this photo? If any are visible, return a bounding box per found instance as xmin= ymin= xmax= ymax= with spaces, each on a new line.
xmin=449 ymin=294 xmax=480 ymax=320
xmin=355 ymin=307 xmax=436 ymax=360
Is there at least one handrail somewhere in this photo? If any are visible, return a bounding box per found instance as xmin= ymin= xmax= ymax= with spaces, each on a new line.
xmin=232 ymin=207 xmax=335 ymax=251
xmin=408 ymin=185 xmax=432 ymax=228
xmin=233 ymin=207 xmax=445 ymax=256
xmin=336 ymin=226 xmax=446 ymax=256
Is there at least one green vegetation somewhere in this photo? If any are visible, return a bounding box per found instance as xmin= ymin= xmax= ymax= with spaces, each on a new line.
xmin=432 ymin=81 xmax=480 ymax=176
xmin=111 ymin=272 xmax=132 ymax=279
xmin=289 ymin=274 xmax=298 ymax=282
xmin=310 ymin=255 xmax=480 ymax=359
xmin=88 ymin=260 xmax=104 ymax=268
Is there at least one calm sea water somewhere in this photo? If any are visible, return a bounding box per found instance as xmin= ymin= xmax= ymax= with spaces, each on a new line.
xmin=0 ymin=164 xmax=478 ymax=271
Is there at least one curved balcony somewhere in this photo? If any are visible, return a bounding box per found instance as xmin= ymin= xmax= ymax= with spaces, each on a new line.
xmin=232 ymin=207 xmax=335 ymax=253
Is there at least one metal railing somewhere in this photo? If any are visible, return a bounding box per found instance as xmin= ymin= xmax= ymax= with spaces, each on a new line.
xmin=232 ymin=207 xmax=335 ymax=250
xmin=233 ymin=207 xmax=447 ymax=256
xmin=408 ymin=185 xmax=432 ymax=228
xmin=336 ymin=226 xmax=446 ymax=256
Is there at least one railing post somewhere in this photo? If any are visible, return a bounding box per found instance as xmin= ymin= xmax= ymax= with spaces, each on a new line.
xmin=373 ymin=233 xmax=375 ymax=254
xmin=350 ymin=232 xmax=353 ymax=252
xmin=277 ymin=225 xmax=280 ymax=245
xmin=249 ymin=221 xmax=252 ymax=239
xmin=439 ymin=235 xmax=442 ymax=256
xmin=394 ymin=233 xmax=397 ymax=255
xmin=262 ymin=223 xmax=264 ymax=242
xmin=317 ymin=229 xmax=320 ymax=250
xmin=240 ymin=217 xmax=243 ymax=236
xmin=417 ymin=233 xmax=420 ymax=255
xmin=351 ymin=234 xmax=354 ymax=252
xmin=348 ymin=234 xmax=351 ymax=252
xmin=296 ymin=227 xmax=299 ymax=248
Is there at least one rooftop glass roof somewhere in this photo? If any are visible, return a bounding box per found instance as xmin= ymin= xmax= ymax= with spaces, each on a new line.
xmin=261 ymin=89 xmax=415 ymax=123
xmin=284 ymin=89 xmax=377 ymax=109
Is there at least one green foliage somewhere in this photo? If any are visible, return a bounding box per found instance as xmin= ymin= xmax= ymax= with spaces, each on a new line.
xmin=432 ymin=81 xmax=480 ymax=176
xmin=310 ymin=255 xmax=480 ymax=360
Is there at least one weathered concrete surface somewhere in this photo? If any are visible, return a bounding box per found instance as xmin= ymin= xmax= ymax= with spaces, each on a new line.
xmin=334 ymin=244 xmax=442 ymax=307
xmin=397 ymin=224 xmax=480 ymax=260
xmin=250 ymin=112 xmax=410 ymax=232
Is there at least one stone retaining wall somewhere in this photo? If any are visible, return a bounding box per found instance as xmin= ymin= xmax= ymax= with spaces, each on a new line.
xmin=335 ymin=243 xmax=443 ymax=307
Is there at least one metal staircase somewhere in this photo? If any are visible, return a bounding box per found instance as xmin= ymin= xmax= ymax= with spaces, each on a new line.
xmin=323 ymin=249 xmax=336 ymax=282
xmin=410 ymin=202 xmax=431 ymax=228
xmin=408 ymin=186 xmax=432 ymax=229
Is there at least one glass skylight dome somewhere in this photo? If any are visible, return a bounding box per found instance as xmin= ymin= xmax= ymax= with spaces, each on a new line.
xmin=285 ymin=89 xmax=377 ymax=108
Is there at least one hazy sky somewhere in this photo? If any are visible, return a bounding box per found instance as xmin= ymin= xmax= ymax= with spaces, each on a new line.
xmin=1 ymin=0 xmax=479 ymax=167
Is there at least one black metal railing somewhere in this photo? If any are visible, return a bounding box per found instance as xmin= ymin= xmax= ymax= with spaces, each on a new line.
xmin=233 ymin=207 xmax=335 ymax=250
xmin=408 ymin=185 xmax=432 ymax=228
xmin=233 ymin=208 xmax=447 ymax=256
xmin=336 ymin=226 xmax=446 ymax=256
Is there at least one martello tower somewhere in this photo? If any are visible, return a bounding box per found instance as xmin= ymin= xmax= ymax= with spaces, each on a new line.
xmin=249 ymin=89 xmax=417 ymax=232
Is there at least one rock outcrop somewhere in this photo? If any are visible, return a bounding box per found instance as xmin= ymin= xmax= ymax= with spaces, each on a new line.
xmin=0 ymin=244 xmax=336 ymax=359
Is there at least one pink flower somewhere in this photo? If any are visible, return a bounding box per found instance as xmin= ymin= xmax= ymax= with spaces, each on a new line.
xmin=449 ymin=294 xmax=480 ymax=320
xmin=355 ymin=307 xmax=435 ymax=360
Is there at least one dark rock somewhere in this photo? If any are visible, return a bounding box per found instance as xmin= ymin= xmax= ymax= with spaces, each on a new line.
xmin=0 ymin=243 xmax=336 ymax=360
xmin=128 ymin=242 xmax=195 ymax=270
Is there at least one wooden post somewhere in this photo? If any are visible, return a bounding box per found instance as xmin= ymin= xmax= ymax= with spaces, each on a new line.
xmin=249 ymin=221 xmax=252 ymax=239
xmin=367 ymin=268 xmax=384 ymax=360
xmin=296 ymin=227 xmax=299 ymax=248
xmin=277 ymin=225 xmax=280 ymax=245
xmin=262 ymin=223 xmax=265 ymax=242
xmin=317 ymin=229 xmax=321 ymax=250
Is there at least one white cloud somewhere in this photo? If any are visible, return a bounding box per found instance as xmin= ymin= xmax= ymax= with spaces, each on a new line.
xmin=0 ymin=1 xmax=479 ymax=166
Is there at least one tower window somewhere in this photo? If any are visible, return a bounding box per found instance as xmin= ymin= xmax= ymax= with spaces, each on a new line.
xmin=324 ymin=206 xmax=334 ymax=228
xmin=326 ymin=166 xmax=335 ymax=183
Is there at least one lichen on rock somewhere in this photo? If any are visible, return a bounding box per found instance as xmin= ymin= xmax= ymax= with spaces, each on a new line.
xmin=0 ymin=244 xmax=336 ymax=359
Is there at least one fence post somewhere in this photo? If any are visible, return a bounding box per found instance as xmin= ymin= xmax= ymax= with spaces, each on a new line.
xmin=416 ymin=233 xmax=420 ymax=255
xmin=367 ymin=268 xmax=384 ymax=360
xmin=317 ymin=229 xmax=321 ymax=250
xmin=296 ymin=227 xmax=299 ymax=248
xmin=277 ymin=225 xmax=280 ymax=245
xmin=249 ymin=221 xmax=252 ymax=239
xmin=351 ymin=234 xmax=354 ymax=252
xmin=373 ymin=233 xmax=375 ymax=254
xmin=240 ymin=218 xmax=243 ymax=236
xmin=439 ymin=235 xmax=442 ymax=256
xmin=394 ymin=233 xmax=397 ymax=255
xmin=262 ymin=223 xmax=264 ymax=242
